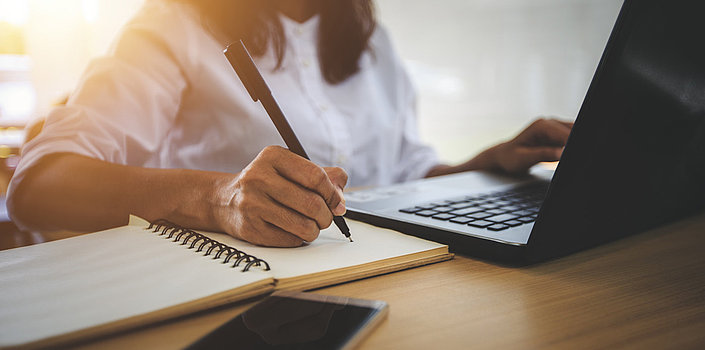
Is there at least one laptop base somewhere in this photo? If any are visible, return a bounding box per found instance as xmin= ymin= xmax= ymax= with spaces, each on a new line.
xmin=346 ymin=210 xmax=530 ymax=265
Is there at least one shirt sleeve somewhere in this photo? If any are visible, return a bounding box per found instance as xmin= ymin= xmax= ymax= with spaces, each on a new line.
xmin=387 ymin=38 xmax=440 ymax=183
xmin=9 ymin=1 xmax=195 ymax=195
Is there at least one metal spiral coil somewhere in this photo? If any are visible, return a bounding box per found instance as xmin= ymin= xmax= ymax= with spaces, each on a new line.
xmin=147 ymin=219 xmax=271 ymax=272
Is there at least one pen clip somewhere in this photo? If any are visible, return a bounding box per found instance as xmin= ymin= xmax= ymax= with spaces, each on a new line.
xmin=224 ymin=40 xmax=261 ymax=102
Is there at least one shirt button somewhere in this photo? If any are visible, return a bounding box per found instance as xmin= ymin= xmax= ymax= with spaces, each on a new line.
xmin=319 ymin=104 xmax=328 ymax=112
xmin=336 ymin=154 xmax=347 ymax=164
xmin=295 ymin=27 xmax=303 ymax=36
xmin=302 ymin=59 xmax=311 ymax=67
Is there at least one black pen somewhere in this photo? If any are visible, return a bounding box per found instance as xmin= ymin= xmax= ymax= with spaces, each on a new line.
xmin=224 ymin=40 xmax=352 ymax=242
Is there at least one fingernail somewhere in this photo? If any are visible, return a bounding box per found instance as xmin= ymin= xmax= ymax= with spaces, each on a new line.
xmin=334 ymin=201 xmax=346 ymax=216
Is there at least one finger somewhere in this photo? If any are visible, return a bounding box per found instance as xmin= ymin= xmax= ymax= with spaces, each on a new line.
xmin=517 ymin=146 xmax=563 ymax=169
xmin=527 ymin=119 xmax=572 ymax=147
xmin=260 ymin=195 xmax=322 ymax=242
xmin=226 ymin=200 xmax=305 ymax=247
xmin=243 ymin=220 xmax=305 ymax=247
xmin=261 ymin=146 xmax=344 ymax=214
xmin=553 ymin=119 xmax=574 ymax=129
xmin=265 ymin=177 xmax=333 ymax=230
xmin=280 ymin=164 xmax=340 ymax=212
xmin=324 ymin=167 xmax=348 ymax=190
xmin=324 ymin=167 xmax=348 ymax=215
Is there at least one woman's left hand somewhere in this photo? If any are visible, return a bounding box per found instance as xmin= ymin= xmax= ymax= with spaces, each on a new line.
xmin=425 ymin=118 xmax=573 ymax=178
xmin=490 ymin=118 xmax=573 ymax=173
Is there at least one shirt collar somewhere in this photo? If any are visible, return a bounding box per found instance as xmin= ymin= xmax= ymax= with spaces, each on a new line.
xmin=279 ymin=13 xmax=320 ymax=39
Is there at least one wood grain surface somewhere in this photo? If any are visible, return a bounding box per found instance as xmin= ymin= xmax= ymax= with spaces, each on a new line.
xmin=3 ymin=213 xmax=704 ymax=349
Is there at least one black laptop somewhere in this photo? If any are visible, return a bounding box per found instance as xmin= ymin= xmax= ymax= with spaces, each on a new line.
xmin=345 ymin=0 xmax=705 ymax=264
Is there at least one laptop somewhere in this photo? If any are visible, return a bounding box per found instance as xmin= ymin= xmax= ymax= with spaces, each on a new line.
xmin=345 ymin=0 xmax=705 ymax=264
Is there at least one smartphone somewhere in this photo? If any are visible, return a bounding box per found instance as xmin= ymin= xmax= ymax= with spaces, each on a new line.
xmin=186 ymin=291 xmax=389 ymax=350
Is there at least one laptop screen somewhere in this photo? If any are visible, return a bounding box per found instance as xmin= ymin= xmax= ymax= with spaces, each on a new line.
xmin=529 ymin=0 xmax=705 ymax=258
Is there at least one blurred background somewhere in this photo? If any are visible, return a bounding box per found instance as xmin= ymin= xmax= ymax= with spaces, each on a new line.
xmin=0 ymin=0 xmax=623 ymax=191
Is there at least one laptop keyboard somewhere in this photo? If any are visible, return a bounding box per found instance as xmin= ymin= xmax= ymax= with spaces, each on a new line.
xmin=398 ymin=182 xmax=548 ymax=232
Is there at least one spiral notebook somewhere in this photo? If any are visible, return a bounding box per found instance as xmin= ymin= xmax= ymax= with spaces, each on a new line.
xmin=0 ymin=216 xmax=451 ymax=349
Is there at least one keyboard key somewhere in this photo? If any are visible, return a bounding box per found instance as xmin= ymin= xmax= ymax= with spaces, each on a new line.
xmin=468 ymin=212 xmax=493 ymax=220
xmin=512 ymin=209 xmax=535 ymax=217
xmin=449 ymin=216 xmax=473 ymax=224
xmin=468 ymin=220 xmax=493 ymax=228
xmin=449 ymin=207 xmax=483 ymax=216
xmin=415 ymin=210 xmax=438 ymax=217
xmin=398 ymin=181 xmax=548 ymax=226
xmin=480 ymin=203 xmax=500 ymax=209
xmin=485 ymin=208 xmax=507 ymax=215
xmin=501 ymin=205 xmax=521 ymax=211
xmin=450 ymin=202 xmax=474 ymax=209
xmin=433 ymin=206 xmax=454 ymax=213
xmin=487 ymin=223 xmax=510 ymax=231
xmin=508 ymin=197 xmax=526 ymax=206
xmin=504 ymin=220 xmax=524 ymax=227
xmin=485 ymin=213 xmax=520 ymax=222
xmin=432 ymin=213 xmax=456 ymax=220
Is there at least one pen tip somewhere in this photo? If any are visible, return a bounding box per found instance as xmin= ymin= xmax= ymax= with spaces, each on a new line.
xmin=348 ymin=237 xmax=353 ymax=242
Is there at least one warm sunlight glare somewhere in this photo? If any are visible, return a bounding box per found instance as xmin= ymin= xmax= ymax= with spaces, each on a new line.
xmin=0 ymin=0 xmax=29 ymax=26
xmin=82 ymin=0 xmax=99 ymax=23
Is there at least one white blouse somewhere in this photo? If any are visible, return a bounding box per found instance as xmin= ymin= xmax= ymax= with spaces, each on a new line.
xmin=11 ymin=0 xmax=439 ymax=192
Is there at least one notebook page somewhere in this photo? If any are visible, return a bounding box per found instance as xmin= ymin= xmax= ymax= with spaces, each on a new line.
xmin=201 ymin=220 xmax=450 ymax=284
xmin=0 ymin=222 xmax=273 ymax=348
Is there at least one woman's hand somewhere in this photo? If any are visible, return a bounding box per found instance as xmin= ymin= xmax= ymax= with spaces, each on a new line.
xmin=490 ymin=118 xmax=573 ymax=173
xmin=214 ymin=146 xmax=347 ymax=247
xmin=425 ymin=118 xmax=573 ymax=178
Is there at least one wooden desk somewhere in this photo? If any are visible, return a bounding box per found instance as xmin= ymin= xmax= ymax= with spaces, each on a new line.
xmin=3 ymin=213 xmax=705 ymax=349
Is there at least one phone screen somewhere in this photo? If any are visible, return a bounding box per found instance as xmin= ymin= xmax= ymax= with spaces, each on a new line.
xmin=186 ymin=294 xmax=387 ymax=349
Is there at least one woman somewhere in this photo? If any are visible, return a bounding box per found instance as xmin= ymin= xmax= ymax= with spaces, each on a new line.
xmin=7 ymin=0 xmax=571 ymax=247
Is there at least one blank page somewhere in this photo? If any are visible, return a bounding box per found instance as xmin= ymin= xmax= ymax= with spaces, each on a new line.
xmin=0 ymin=220 xmax=273 ymax=348
xmin=200 ymin=220 xmax=451 ymax=288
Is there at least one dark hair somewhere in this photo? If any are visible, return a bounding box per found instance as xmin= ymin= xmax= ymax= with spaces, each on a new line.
xmin=178 ymin=0 xmax=376 ymax=84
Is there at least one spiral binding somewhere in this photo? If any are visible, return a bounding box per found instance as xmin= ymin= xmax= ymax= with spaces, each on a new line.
xmin=146 ymin=219 xmax=271 ymax=272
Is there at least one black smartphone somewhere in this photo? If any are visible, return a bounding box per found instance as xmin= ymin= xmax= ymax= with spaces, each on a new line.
xmin=186 ymin=291 xmax=389 ymax=350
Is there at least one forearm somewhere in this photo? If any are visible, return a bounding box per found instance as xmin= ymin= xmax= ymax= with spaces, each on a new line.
xmin=8 ymin=153 xmax=235 ymax=233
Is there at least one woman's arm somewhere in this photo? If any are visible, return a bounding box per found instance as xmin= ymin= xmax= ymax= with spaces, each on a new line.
xmin=426 ymin=118 xmax=573 ymax=177
xmin=8 ymin=146 xmax=347 ymax=247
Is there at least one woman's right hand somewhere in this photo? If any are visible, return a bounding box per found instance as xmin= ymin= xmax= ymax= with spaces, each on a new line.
xmin=214 ymin=146 xmax=348 ymax=247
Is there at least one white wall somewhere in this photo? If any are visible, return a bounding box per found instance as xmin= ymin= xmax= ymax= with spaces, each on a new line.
xmin=377 ymin=0 xmax=623 ymax=162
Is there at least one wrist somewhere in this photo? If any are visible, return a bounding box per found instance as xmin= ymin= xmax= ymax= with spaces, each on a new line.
xmin=208 ymin=172 xmax=240 ymax=233
xmin=479 ymin=142 xmax=508 ymax=172
xmin=156 ymin=169 xmax=237 ymax=233
xmin=462 ymin=143 xmax=505 ymax=173
xmin=425 ymin=143 xmax=508 ymax=178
